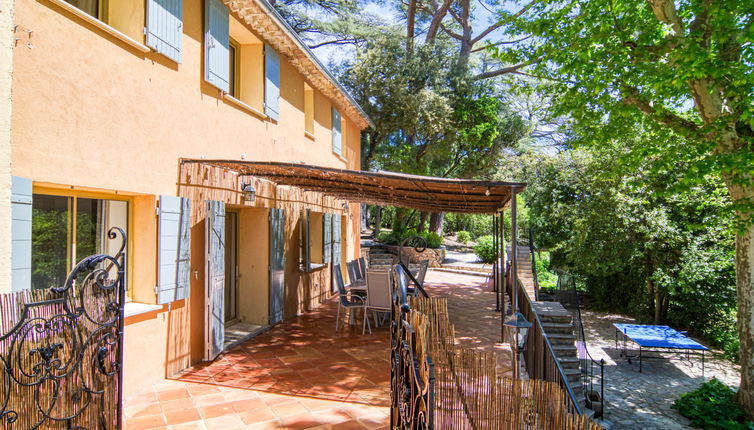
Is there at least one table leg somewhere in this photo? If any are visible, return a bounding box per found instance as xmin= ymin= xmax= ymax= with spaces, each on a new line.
xmin=639 ymin=346 xmax=643 ymax=373
xmin=702 ymin=350 xmax=705 ymax=378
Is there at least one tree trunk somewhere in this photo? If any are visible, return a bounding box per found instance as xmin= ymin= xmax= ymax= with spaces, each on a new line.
xmin=373 ymin=206 xmax=382 ymax=236
xmin=429 ymin=212 xmax=444 ymax=236
xmin=417 ymin=212 xmax=428 ymax=233
xmin=735 ymin=221 xmax=754 ymax=414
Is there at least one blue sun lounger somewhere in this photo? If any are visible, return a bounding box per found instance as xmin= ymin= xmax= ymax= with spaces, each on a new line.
xmin=614 ymin=323 xmax=708 ymax=376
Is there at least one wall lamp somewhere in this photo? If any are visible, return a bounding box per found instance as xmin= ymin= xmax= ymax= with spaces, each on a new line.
xmin=241 ymin=182 xmax=256 ymax=203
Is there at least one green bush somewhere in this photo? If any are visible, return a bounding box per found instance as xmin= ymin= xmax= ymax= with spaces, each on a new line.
xmin=473 ymin=235 xmax=496 ymax=263
xmin=457 ymin=231 xmax=471 ymax=244
xmin=673 ymin=379 xmax=753 ymax=430
xmin=376 ymin=231 xmax=394 ymax=244
xmin=421 ymin=232 xmax=443 ymax=249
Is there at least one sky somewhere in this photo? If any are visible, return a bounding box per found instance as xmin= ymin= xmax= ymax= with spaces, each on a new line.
xmin=309 ymin=0 xmax=507 ymax=69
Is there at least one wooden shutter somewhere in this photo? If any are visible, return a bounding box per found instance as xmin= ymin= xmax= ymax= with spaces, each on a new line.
xmin=323 ymin=213 xmax=332 ymax=264
xmin=332 ymin=108 xmax=342 ymax=156
xmin=204 ymin=0 xmax=229 ymax=92
xmin=11 ymin=176 xmax=32 ymax=292
xmin=331 ymin=215 xmax=341 ymax=293
xmin=146 ymin=0 xmax=183 ymax=63
xmin=157 ymin=196 xmax=191 ymax=304
xmin=264 ymin=44 xmax=281 ymax=121
xmin=205 ymin=200 xmax=225 ymax=360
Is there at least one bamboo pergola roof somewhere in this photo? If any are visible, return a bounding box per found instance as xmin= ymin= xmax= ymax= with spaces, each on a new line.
xmin=186 ymin=160 xmax=526 ymax=213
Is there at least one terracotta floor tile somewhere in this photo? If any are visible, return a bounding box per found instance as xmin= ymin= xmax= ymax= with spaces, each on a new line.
xmin=197 ymin=402 xmax=236 ymax=419
xmin=124 ymin=402 xmax=162 ymax=418
xmin=202 ymin=414 xmax=245 ymax=430
xmin=125 ymin=273 xmax=511 ymax=428
xmin=156 ymin=388 xmax=190 ymax=402
xmin=164 ymin=408 xmax=202 ymax=426
xmin=125 ymin=414 xmax=166 ymax=430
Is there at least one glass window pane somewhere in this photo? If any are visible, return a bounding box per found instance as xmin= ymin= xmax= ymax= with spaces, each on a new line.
xmin=32 ymin=194 xmax=71 ymax=290
xmin=76 ymin=198 xmax=128 ymax=264
xmin=65 ymin=0 xmax=98 ymax=18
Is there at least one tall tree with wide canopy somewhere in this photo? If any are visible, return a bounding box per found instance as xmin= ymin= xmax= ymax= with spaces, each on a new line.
xmin=489 ymin=0 xmax=754 ymax=413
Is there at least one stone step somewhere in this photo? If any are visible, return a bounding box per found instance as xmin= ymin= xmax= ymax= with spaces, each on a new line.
xmin=558 ymin=357 xmax=580 ymax=369
xmin=541 ymin=322 xmax=575 ymax=334
xmin=551 ymin=343 xmax=577 ymax=355
xmin=547 ymin=333 xmax=577 ymax=345
xmin=538 ymin=314 xmax=572 ymax=324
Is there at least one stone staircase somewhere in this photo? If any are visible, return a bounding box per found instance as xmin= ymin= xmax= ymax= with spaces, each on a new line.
xmin=365 ymin=246 xmax=396 ymax=269
xmin=533 ymin=301 xmax=585 ymax=408
xmin=513 ymin=245 xmax=589 ymax=413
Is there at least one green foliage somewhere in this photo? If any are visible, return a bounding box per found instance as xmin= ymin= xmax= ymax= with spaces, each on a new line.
xmin=518 ymin=139 xmax=738 ymax=359
xmin=673 ymin=379 xmax=754 ymax=430
xmin=422 ymin=232 xmax=443 ymax=249
xmin=535 ymin=252 xmax=557 ymax=292
xmin=473 ymin=235 xmax=497 ymax=263
xmin=444 ymin=213 xmax=492 ymax=238
xmin=456 ymin=231 xmax=471 ymax=244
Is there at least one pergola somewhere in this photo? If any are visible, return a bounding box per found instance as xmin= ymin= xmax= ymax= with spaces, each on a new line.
xmin=182 ymin=160 xmax=527 ymax=373
xmin=191 ymin=160 xmax=525 ymax=214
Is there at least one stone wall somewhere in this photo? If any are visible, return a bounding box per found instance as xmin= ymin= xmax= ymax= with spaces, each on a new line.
xmin=383 ymin=245 xmax=445 ymax=267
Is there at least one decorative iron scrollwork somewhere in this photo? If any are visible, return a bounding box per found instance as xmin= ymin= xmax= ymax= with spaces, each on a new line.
xmin=391 ymin=265 xmax=434 ymax=430
xmin=0 ymin=228 xmax=127 ymax=429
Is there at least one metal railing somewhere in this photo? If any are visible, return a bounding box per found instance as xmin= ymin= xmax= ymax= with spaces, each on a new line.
xmin=506 ymin=262 xmax=583 ymax=416
xmin=557 ymin=271 xmax=606 ymax=418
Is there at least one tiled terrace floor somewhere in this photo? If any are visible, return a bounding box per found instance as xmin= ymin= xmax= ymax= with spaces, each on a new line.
xmin=124 ymin=271 xmax=508 ymax=429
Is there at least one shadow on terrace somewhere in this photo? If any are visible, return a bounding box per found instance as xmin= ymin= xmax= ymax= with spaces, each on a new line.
xmin=124 ymin=271 xmax=504 ymax=430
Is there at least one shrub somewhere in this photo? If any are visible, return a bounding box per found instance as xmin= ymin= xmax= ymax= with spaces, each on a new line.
xmin=457 ymin=231 xmax=471 ymax=244
xmin=473 ymin=235 xmax=496 ymax=263
xmin=673 ymin=379 xmax=753 ymax=430
xmin=376 ymin=231 xmax=394 ymax=244
xmin=421 ymin=232 xmax=443 ymax=249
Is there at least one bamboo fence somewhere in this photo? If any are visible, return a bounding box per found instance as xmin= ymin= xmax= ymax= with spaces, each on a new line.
xmin=409 ymin=296 xmax=602 ymax=430
xmin=0 ymin=282 xmax=120 ymax=429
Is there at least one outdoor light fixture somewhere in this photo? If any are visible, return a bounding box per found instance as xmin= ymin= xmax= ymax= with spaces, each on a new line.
xmin=504 ymin=311 xmax=532 ymax=351
xmin=342 ymin=202 xmax=349 ymax=211
xmin=241 ymin=182 xmax=256 ymax=203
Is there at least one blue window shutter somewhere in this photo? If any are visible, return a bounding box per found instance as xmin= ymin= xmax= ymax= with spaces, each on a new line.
xmin=323 ymin=213 xmax=332 ymax=264
xmin=157 ymin=196 xmax=191 ymax=304
xmin=11 ymin=176 xmax=32 ymax=292
xmin=204 ymin=0 xmax=229 ymax=92
xmin=146 ymin=0 xmax=183 ymax=63
xmin=332 ymin=108 xmax=342 ymax=156
xmin=264 ymin=44 xmax=280 ymax=121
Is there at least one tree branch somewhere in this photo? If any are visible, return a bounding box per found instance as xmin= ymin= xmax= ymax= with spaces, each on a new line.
xmin=471 ymin=35 xmax=532 ymax=52
xmin=472 ymin=59 xmax=539 ymax=80
xmin=440 ymin=22 xmax=464 ymax=40
xmin=648 ymin=0 xmax=684 ymax=36
xmin=620 ymin=85 xmax=701 ymax=136
xmin=425 ymin=0 xmax=454 ymax=43
xmin=308 ymin=38 xmax=361 ymax=49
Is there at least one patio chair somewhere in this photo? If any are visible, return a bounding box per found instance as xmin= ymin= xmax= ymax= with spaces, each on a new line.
xmin=363 ymin=270 xmax=392 ymax=334
xmin=347 ymin=260 xmax=365 ymax=286
xmin=334 ymin=264 xmax=369 ymax=333
xmin=358 ymin=257 xmax=367 ymax=276
xmin=407 ymin=260 xmax=430 ymax=297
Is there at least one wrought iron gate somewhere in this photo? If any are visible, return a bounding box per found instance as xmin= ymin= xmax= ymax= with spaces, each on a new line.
xmin=0 ymin=228 xmax=127 ymax=429
xmin=391 ymin=264 xmax=434 ymax=429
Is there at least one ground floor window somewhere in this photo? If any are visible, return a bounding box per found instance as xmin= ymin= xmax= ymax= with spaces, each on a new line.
xmin=31 ymin=193 xmax=128 ymax=290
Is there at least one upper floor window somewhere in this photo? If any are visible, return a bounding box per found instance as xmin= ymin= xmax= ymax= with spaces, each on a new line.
xmin=332 ymin=108 xmax=343 ymax=157
xmin=304 ymin=83 xmax=314 ymax=136
xmin=205 ymin=0 xmax=280 ymax=120
xmin=61 ymin=0 xmax=183 ymax=62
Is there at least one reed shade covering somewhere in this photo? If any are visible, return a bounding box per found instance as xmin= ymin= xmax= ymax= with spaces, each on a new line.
xmin=184 ymin=160 xmax=526 ymax=213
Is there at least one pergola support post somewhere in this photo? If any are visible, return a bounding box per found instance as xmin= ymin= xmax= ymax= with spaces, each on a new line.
xmin=511 ymin=189 xmax=519 ymax=379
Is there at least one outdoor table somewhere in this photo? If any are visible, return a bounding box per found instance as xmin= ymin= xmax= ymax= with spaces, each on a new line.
xmin=614 ymin=323 xmax=708 ymax=376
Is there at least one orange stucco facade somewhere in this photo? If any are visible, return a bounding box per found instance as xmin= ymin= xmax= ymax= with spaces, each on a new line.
xmin=7 ymin=0 xmax=366 ymax=398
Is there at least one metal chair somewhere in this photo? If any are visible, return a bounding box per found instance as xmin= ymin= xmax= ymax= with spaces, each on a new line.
xmin=334 ymin=264 xmax=369 ymax=332
xmin=347 ymin=260 xmax=365 ymax=286
xmin=364 ymin=270 xmax=392 ymax=334
xmin=358 ymin=257 xmax=368 ymax=277
xmin=407 ymin=260 xmax=430 ymax=297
